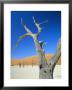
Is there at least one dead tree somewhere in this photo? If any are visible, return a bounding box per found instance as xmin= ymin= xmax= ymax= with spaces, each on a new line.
xmin=16 ymin=17 xmax=61 ymax=79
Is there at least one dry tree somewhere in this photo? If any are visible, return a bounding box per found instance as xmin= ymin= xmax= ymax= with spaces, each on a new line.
xmin=16 ymin=17 xmax=61 ymax=79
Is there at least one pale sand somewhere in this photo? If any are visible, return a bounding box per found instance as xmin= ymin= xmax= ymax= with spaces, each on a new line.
xmin=11 ymin=65 xmax=61 ymax=79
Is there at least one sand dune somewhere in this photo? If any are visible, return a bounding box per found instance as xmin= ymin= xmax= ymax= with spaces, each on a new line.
xmin=11 ymin=54 xmax=61 ymax=66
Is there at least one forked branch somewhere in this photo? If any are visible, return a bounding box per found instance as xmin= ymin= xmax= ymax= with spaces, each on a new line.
xmin=21 ymin=18 xmax=32 ymax=34
xmin=16 ymin=18 xmax=34 ymax=46
xmin=16 ymin=17 xmax=48 ymax=46
xmin=32 ymin=16 xmax=48 ymax=35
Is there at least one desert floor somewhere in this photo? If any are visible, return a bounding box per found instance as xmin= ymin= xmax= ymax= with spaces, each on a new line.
xmin=11 ymin=65 xmax=61 ymax=79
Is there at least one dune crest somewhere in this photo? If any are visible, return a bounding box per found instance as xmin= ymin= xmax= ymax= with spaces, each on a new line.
xmin=11 ymin=54 xmax=61 ymax=66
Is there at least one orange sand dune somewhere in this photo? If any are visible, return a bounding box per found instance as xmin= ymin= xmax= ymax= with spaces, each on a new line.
xmin=11 ymin=54 xmax=61 ymax=66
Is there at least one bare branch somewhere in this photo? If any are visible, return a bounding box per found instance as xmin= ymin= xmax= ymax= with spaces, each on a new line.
xmin=32 ymin=16 xmax=48 ymax=34
xmin=16 ymin=33 xmax=33 ymax=46
xmin=16 ymin=18 xmax=35 ymax=47
xmin=39 ymin=20 xmax=48 ymax=25
xmin=21 ymin=18 xmax=32 ymax=34
xmin=39 ymin=41 xmax=47 ymax=49
xmin=48 ymin=38 xmax=61 ymax=69
xmin=39 ymin=41 xmax=44 ymax=48
xmin=32 ymin=17 xmax=42 ymax=34
xmin=56 ymin=38 xmax=61 ymax=52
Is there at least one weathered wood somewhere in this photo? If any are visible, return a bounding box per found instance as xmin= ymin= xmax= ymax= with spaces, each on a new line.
xmin=39 ymin=38 xmax=61 ymax=79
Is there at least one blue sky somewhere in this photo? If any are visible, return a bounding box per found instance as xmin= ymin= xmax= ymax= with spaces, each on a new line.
xmin=11 ymin=11 xmax=61 ymax=59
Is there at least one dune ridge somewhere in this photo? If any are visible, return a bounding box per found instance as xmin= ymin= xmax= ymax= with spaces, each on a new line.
xmin=11 ymin=54 xmax=61 ymax=66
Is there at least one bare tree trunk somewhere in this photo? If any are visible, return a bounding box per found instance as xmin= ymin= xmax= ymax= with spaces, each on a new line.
xmin=39 ymin=38 xmax=61 ymax=79
xmin=33 ymin=35 xmax=47 ymax=67
xmin=33 ymin=35 xmax=61 ymax=79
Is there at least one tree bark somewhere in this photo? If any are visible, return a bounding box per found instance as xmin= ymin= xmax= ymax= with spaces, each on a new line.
xmin=39 ymin=38 xmax=61 ymax=79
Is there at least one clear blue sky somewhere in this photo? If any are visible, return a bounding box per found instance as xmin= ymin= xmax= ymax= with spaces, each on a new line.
xmin=11 ymin=11 xmax=61 ymax=59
